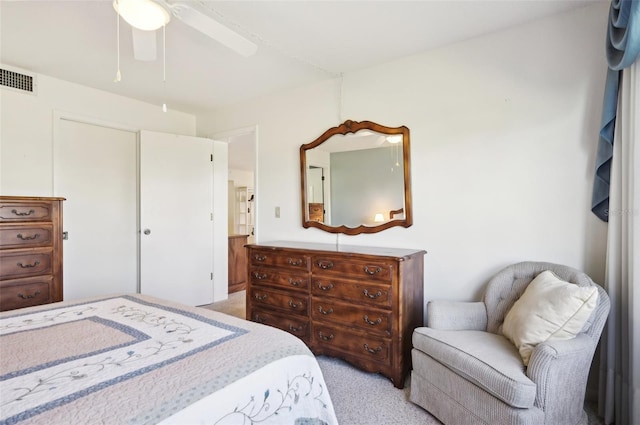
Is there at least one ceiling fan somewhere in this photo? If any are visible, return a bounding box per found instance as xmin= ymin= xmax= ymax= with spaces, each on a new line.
xmin=113 ymin=0 xmax=257 ymax=61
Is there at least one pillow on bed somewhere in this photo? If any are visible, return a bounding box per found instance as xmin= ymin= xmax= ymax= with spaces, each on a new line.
xmin=502 ymin=270 xmax=598 ymax=366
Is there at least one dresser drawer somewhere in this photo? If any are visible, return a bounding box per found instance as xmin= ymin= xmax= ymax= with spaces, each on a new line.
xmin=249 ymin=267 xmax=309 ymax=291
xmin=249 ymin=249 xmax=309 ymax=270
xmin=250 ymin=308 xmax=310 ymax=340
xmin=311 ymin=323 xmax=391 ymax=364
xmin=0 ymin=224 xmax=53 ymax=249
xmin=249 ymin=286 xmax=308 ymax=315
xmin=311 ymin=277 xmax=392 ymax=307
xmin=0 ymin=276 xmax=53 ymax=311
xmin=0 ymin=249 xmax=53 ymax=280
xmin=0 ymin=202 xmax=53 ymax=222
xmin=311 ymin=298 xmax=392 ymax=336
xmin=311 ymin=255 xmax=393 ymax=282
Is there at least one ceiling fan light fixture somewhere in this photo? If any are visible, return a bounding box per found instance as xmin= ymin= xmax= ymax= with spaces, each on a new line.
xmin=113 ymin=0 xmax=170 ymax=31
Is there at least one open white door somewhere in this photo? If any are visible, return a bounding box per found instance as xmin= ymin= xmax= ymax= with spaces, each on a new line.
xmin=140 ymin=131 xmax=214 ymax=305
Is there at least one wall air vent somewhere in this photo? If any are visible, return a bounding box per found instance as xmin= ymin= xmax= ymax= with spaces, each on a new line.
xmin=0 ymin=67 xmax=36 ymax=94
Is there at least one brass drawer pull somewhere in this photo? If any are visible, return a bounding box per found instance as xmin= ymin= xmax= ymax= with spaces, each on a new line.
xmin=254 ymin=293 xmax=268 ymax=301
xmin=317 ymin=282 xmax=334 ymax=291
xmin=363 ymin=265 xmax=382 ymax=275
xmin=317 ymin=260 xmax=334 ymax=269
xmin=17 ymin=290 xmax=41 ymax=299
xmin=318 ymin=331 xmax=334 ymax=341
xmin=363 ymin=315 xmax=382 ymax=326
xmin=287 ymin=257 xmax=304 ymax=266
xmin=252 ymin=272 xmax=268 ymax=280
xmin=288 ymin=278 xmax=303 ymax=286
xmin=364 ymin=344 xmax=383 ymax=354
xmin=288 ymin=324 xmax=303 ymax=333
xmin=318 ymin=306 xmax=333 ymax=315
xmin=288 ymin=299 xmax=303 ymax=309
xmin=363 ymin=289 xmax=383 ymax=299
xmin=253 ymin=254 xmax=267 ymax=262
xmin=253 ymin=314 xmax=267 ymax=323
xmin=11 ymin=209 xmax=35 ymax=217
xmin=17 ymin=261 xmax=40 ymax=269
xmin=17 ymin=233 xmax=40 ymax=241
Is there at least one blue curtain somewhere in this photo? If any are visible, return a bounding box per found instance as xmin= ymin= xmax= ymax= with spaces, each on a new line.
xmin=592 ymin=0 xmax=640 ymax=221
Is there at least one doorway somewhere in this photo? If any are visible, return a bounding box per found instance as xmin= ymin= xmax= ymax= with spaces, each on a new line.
xmin=215 ymin=126 xmax=256 ymax=302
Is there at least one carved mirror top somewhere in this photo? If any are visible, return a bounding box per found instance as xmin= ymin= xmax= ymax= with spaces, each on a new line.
xmin=300 ymin=120 xmax=413 ymax=235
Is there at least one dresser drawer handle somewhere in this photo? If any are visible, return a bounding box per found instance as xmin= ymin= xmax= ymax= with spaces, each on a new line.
xmin=316 ymin=260 xmax=334 ymax=270
xmin=254 ymin=293 xmax=268 ymax=301
xmin=11 ymin=209 xmax=35 ymax=217
xmin=252 ymin=272 xmax=268 ymax=280
xmin=17 ymin=233 xmax=40 ymax=241
xmin=253 ymin=254 xmax=267 ymax=262
xmin=363 ymin=315 xmax=382 ymax=326
xmin=288 ymin=324 xmax=304 ymax=333
xmin=288 ymin=278 xmax=303 ymax=287
xmin=253 ymin=314 xmax=267 ymax=323
xmin=288 ymin=299 xmax=303 ymax=309
xmin=363 ymin=265 xmax=382 ymax=275
xmin=17 ymin=290 xmax=41 ymax=300
xmin=317 ymin=282 xmax=334 ymax=291
xmin=17 ymin=261 xmax=40 ymax=269
xmin=318 ymin=331 xmax=334 ymax=341
xmin=362 ymin=289 xmax=383 ymax=299
xmin=363 ymin=344 xmax=383 ymax=355
xmin=318 ymin=306 xmax=333 ymax=315
xmin=287 ymin=257 xmax=304 ymax=266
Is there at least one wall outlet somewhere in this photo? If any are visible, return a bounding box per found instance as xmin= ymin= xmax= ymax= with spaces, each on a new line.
xmin=275 ymin=206 xmax=280 ymax=218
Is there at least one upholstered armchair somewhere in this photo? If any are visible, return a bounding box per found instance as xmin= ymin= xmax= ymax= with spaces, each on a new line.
xmin=410 ymin=262 xmax=610 ymax=425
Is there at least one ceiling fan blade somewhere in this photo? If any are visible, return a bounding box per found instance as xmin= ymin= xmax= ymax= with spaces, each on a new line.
xmin=169 ymin=3 xmax=257 ymax=57
xmin=132 ymin=27 xmax=157 ymax=61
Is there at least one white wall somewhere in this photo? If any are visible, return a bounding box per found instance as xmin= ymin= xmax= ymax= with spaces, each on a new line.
xmin=0 ymin=70 xmax=196 ymax=195
xmin=197 ymin=4 xmax=610 ymax=303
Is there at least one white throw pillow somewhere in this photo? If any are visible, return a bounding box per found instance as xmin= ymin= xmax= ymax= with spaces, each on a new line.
xmin=502 ymin=270 xmax=598 ymax=366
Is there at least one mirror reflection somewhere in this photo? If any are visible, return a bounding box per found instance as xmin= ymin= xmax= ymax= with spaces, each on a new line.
xmin=300 ymin=120 xmax=413 ymax=235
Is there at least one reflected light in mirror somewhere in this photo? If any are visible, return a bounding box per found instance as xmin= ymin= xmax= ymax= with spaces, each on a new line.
xmin=386 ymin=135 xmax=403 ymax=144
xmin=374 ymin=213 xmax=385 ymax=223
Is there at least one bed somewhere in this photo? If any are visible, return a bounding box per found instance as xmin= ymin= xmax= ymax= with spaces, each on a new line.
xmin=0 ymin=294 xmax=338 ymax=425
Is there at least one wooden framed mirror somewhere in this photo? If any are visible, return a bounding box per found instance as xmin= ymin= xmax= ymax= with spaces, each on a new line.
xmin=300 ymin=120 xmax=413 ymax=235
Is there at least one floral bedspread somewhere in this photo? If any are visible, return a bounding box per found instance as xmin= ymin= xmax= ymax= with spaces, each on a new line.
xmin=0 ymin=294 xmax=337 ymax=425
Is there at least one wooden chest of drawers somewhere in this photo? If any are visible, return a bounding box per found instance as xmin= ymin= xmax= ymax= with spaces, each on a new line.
xmin=246 ymin=241 xmax=425 ymax=388
xmin=0 ymin=196 xmax=64 ymax=311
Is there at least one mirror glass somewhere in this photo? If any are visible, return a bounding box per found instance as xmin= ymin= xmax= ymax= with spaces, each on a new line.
xmin=300 ymin=120 xmax=412 ymax=235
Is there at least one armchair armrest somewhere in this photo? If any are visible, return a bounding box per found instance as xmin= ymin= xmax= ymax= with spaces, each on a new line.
xmin=426 ymin=300 xmax=487 ymax=330
xmin=527 ymin=334 xmax=595 ymax=413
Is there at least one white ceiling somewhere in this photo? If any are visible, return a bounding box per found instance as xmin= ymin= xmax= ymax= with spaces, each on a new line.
xmin=0 ymin=0 xmax=602 ymax=171
xmin=1 ymin=0 xmax=603 ymax=115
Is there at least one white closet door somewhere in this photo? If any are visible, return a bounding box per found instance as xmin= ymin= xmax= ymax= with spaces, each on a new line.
xmin=140 ymin=130 xmax=214 ymax=305
xmin=54 ymin=119 xmax=138 ymax=300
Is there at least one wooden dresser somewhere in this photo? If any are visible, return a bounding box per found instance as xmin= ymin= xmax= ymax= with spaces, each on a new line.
xmin=308 ymin=203 xmax=324 ymax=222
xmin=0 ymin=196 xmax=64 ymax=311
xmin=228 ymin=234 xmax=248 ymax=293
xmin=246 ymin=241 xmax=425 ymax=388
